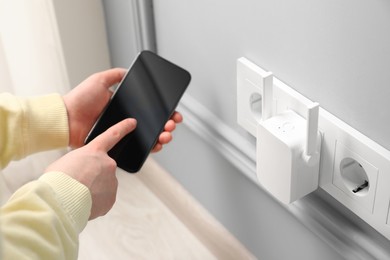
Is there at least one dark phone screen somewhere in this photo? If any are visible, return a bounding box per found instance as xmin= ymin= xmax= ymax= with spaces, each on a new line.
xmin=85 ymin=51 xmax=191 ymax=173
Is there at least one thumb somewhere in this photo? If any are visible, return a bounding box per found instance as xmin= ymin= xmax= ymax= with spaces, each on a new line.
xmin=100 ymin=68 xmax=127 ymax=89
xmin=89 ymin=118 xmax=137 ymax=152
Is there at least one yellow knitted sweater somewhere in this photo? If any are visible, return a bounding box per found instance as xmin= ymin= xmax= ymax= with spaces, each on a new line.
xmin=0 ymin=93 xmax=92 ymax=259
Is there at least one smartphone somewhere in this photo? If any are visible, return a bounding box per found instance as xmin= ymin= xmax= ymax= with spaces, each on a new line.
xmin=85 ymin=50 xmax=191 ymax=173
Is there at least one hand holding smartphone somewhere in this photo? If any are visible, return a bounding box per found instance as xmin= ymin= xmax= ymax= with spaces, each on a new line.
xmin=85 ymin=51 xmax=191 ymax=173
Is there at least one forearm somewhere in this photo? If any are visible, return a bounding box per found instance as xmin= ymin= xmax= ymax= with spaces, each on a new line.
xmin=1 ymin=172 xmax=91 ymax=260
xmin=0 ymin=93 xmax=69 ymax=169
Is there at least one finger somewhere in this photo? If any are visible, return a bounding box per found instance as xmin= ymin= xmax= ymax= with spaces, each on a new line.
xmin=151 ymin=143 xmax=163 ymax=153
xmin=158 ymin=132 xmax=172 ymax=144
xmin=101 ymin=68 xmax=127 ymax=88
xmin=171 ymin=111 xmax=183 ymax=123
xmin=90 ymin=118 xmax=137 ymax=152
xmin=164 ymin=120 xmax=176 ymax=132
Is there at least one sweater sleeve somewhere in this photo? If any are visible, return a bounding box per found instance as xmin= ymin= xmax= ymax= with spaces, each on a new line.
xmin=1 ymin=172 xmax=92 ymax=260
xmin=0 ymin=93 xmax=69 ymax=169
xmin=0 ymin=93 xmax=92 ymax=259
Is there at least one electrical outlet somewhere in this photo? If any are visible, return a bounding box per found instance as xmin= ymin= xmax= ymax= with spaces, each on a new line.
xmin=237 ymin=57 xmax=272 ymax=137
xmin=332 ymin=140 xmax=378 ymax=213
xmin=319 ymin=110 xmax=382 ymax=213
xmin=319 ymin=109 xmax=390 ymax=239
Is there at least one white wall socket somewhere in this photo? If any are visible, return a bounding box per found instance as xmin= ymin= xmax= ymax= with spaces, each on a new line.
xmin=237 ymin=57 xmax=272 ymax=137
xmin=319 ymin=109 xmax=390 ymax=239
xmin=331 ymin=140 xmax=378 ymax=213
xmin=236 ymin=57 xmax=390 ymax=240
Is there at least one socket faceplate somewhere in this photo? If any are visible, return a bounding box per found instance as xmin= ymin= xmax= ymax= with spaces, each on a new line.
xmin=237 ymin=57 xmax=272 ymax=137
xmin=319 ymin=108 xmax=390 ymax=239
xmin=332 ymin=140 xmax=378 ymax=213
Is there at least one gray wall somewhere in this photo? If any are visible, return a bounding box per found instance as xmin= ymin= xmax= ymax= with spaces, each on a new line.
xmin=103 ymin=0 xmax=390 ymax=259
xmin=153 ymin=0 xmax=390 ymax=148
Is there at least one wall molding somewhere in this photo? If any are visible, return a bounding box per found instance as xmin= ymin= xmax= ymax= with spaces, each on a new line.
xmin=178 ymin=93 xmax=389 ymax=260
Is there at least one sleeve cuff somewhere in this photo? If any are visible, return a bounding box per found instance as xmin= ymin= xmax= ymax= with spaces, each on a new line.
xmin=39 ymin=172 xmax=92 ymax=233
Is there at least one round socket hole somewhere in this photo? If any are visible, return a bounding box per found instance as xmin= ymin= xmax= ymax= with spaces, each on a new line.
xmin=340 ymin=157 xmax=369 ymax=196
xmin=249 ymin=93 xmax=262 ymax=122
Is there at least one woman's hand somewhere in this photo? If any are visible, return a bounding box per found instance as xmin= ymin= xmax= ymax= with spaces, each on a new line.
xmin=46 ymin=119 xmax=137 ymax=220
xmin=63 ymin=68 xmax=183 ymax=151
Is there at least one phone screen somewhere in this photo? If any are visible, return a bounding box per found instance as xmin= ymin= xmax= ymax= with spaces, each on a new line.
xmin=85 ymin=51 xmax=191 ymax=173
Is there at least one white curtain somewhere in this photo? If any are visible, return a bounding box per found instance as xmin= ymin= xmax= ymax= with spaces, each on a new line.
xmin=0 ymin=0 xmax=71 ymax=96
xmin=0 ymin=0 xmax=111 ymax=203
